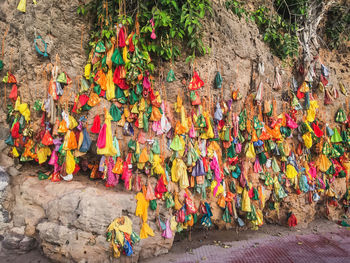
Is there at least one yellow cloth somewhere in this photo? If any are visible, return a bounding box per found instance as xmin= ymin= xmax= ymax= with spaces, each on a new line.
xmin=180 ymin=106 xmax=189 ymax=133
xmin=171 ymin=159 xmax=179 ymax=183
xmin=201 ymin=112 xmax=214 ymax=139
xmin=246 ymin=142 xmax=256 ymax=159
xmin=68 ymin=115 xmax=78 ymax=129
xmin=306 ymin=100 xmax=319 ymax=122
xmin=84 ymin=64 xmax=91 ymax=79
xmin=97 ymin=112 xmax=118 ymax=156
xmin=37 ymin=147 xmax=51 ymax=164
xmin=106 ymin=69 xmax=116 ymax=100
xmin=210 ymin=180 xmax=224 ymax=197
xmin=302 ymin=132 xmax=312 ymax=149
xmin=241 ymin=188 xmax=251 ymax=212
xmin=171 ymin=159 xmax=189 ymax=189
xmin=152 ymin=154 xmax=164 ymax=175
xmin=139 ymin=98 xmax=146 ymax=112
xmin=170 ymin=216 xmax=178 ymax=231
xmin=175 ymin=95 xmax=182 ymax=113
xmin=15 ymin=97 xmax=30 ymax=121
xmin=286 ymin=164 xmax=298 ymax=179
xmin=135 ymin=192 xmax=154 ymax=239
xmin=135 ymin=192 xmax=149 ymax=223
xmin=107 ymin=216 xmax=133 ymax=257
xmin=123 ymin=46 xmax=130 ymax=64
xmin=316 ymin=154 xmax=332 ymax=172
xmin=12 ymin=147 xmax=19 ymax=158
xmin=139 ymin=148 xmax=149 ymax=163
xmin=66 ymin=150 xmax=76 ymax=174
xmin=140 ymin=222 xmax=154 ymax=239
xmin=131 ymin=104 xmax=139 ymax=114
xmin=107 ymin=216 xmax=133 ymax=235
xmin=17 ymin=0 xmax=26 ymax=12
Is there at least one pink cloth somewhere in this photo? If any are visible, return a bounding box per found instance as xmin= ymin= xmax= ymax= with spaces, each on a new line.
xmin=210 ymin=156 xmax=222 ymax=197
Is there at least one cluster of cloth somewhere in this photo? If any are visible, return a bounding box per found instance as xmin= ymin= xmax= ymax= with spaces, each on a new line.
xmin=3 ymin=18 xmax=350 ymax=259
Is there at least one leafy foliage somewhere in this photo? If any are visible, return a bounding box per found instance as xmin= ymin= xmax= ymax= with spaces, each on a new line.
xmin=225 ymin=1 xmax=299 ymax=60
xmin=324 ymin=3 xmax=350 ymax=50
xmin=224 ymin=0 xmax=247 ymax=19
xmin=78 ymin=0 xmax=212 ymax=62
xmin=226 ymin=0 xmax=349 ymax=59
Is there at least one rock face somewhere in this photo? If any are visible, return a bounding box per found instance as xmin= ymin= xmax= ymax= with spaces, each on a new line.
xmin=6 ymin=172 xmax=174 ymax=262
xmin=0 ymin=169 xmax=11 ymax=233
xmin=0 ymin=0 xmax=349 ymax=262
xmin=0 ymin=0 xmax=90 ymax=107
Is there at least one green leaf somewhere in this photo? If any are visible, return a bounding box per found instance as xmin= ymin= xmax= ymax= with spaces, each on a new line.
xmin=188 ymin=26 xmax=193 ymax=34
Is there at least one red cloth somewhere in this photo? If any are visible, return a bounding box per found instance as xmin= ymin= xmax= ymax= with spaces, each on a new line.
xmin=128 ymin=32 xmax=135 ymax=52
xmin=296 ymin=86 xmax=305 ymax=99
xmin=188 ymin=71 xmax=204 ymax=90
xmin=72 ymin=102 xmax=78 ymax=113
xmin=113 ymin=66 xmax=129 ymax=90
xmin=312 ymin=122 xmax=323 ymax=137
xmin=7 ymin=72 xmax=17 ymax=83
xmin=90 ymin=115 xmax=101 ymax=134
xmin=320 ymin=74 xmax=328 ymax=86
xmin=155 ymin=176 xmax=167 ymax=199
xmin=9 ymin=84 xmax=18 ymax=100
xmin=41 ymin=130 xmax=54 ymax=146
xmin=79 ymin=94 xmax=89 ymax=107
xmin=287 ymin=213 xmax=297 ymax=227
xmin=118 ymin=27 xmax=126 ymax=48
xmin=11 ymin=122 xmax=20 ymax=139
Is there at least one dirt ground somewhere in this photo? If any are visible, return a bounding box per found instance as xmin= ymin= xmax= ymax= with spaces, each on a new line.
xmin=0 ymin=219 xmax=348 ymax=263
xmin=144 ymin=219 xmax=349 ymax=263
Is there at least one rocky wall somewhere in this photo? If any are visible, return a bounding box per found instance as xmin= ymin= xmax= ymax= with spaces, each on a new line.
xmin=0 ymin=0 xmax=349 ymax=262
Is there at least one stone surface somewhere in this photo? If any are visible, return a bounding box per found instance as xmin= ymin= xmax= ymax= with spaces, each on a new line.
xmin=7 ymin=167 xmax=20 ymax=177
xmin=7 ymin=173 xmax=173 ymax=262
xmin=0 ymin=154 xmax=14 ymax=170
xmin=0 ymin=169 xmax=11 ymax=233
xmin=0 ymin=140 xmax=7 ymax=152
